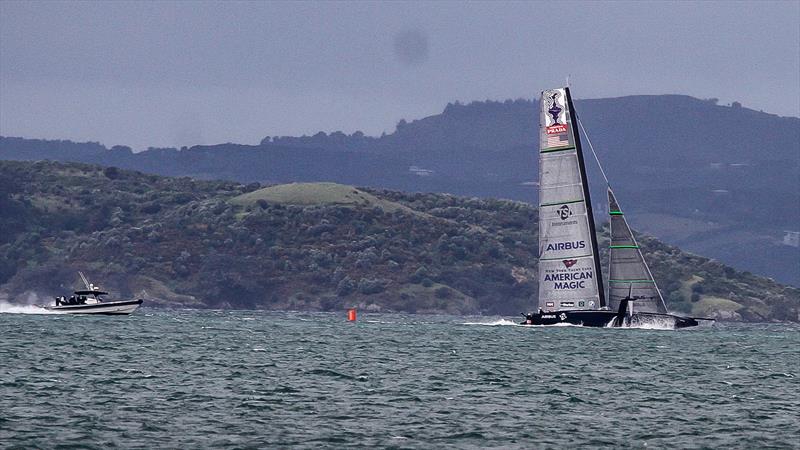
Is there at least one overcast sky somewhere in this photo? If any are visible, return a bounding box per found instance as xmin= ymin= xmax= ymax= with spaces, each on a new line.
xmin=1 ymin=1 xmax=798 ymax=150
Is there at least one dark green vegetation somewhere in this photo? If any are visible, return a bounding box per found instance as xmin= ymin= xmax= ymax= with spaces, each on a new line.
xmin=1 ymin=161 xmax=797 ymax=321
xmin=2 ymin=95 xmax=798 ymax=286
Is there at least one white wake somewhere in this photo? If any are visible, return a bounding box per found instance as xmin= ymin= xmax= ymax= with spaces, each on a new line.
xmin=605 ymin=315 xmax=677 ymax=330
xmin=461 ymin=318 xmax=522 ymax=326
xmin=0 ymin=301 xmax=54 ymax=315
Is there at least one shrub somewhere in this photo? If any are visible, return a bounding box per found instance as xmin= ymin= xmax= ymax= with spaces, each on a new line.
xmin=358 ymin=278 xmax=387 ymax=295
xmin=336 ymin=277 xmax=355 ymax=296
xmin=410 ymin=265 xmax=429 ymax=283
xmin=103 ymin=166 xmax=120 ymax=179
xmin=140 ymin=203 xmax=161 ymax=214
xmin=434 ymin=286 xmax=452 ymax=299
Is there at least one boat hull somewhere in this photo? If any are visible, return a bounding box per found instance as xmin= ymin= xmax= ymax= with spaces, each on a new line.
xmin=520 ymin=310 xmax=700 ymax=328
xmin=43 ymin=299 xmax=143 ymax=315
xmin=521 ymin=310 xmax=619 ymax=327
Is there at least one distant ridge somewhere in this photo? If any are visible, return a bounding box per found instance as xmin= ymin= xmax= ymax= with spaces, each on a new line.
xmin=1 ymin=94 xmax=798 ymax=285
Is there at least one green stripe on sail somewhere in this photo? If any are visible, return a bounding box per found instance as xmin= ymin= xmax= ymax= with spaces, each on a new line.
xmin=610 ymin=245 xmax=639 ymax=249
xmin=609 ymin=279 xmax=654 ymax=283
xmin=609 ymin=211 xmax=623 ymax=215
xmin=540 ymin=146 xmax=576 ymax=153
xmin=540 ymin=199 xmax=584 ymax=207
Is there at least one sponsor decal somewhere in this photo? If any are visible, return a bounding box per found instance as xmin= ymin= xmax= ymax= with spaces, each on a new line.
xmin=556 ymin=281 xmax=586 ymax=289
xmin=545 ymin=302 xmax=555 ymax=308
xmin=542 ymin=315 xmax=556 ymax=319
xmin=545 ymin=132 xmax=569 ymax=148
xmin=546 ymin=270 xmax=594 ymax=290
xmin=547 ymin=91 xmax=563 ymax=125
xmin=546 ymin=123 xmax=568 ymax=135
xmin=589 ymin=300 xmax=595 ymax=308
xmin=579 ymin=301 xmax=585 ymax=307
xmin=544 ymin=271 xmax=593 ymax=282
xmin=551 ymin=219 xmax=578 ymax=227
xmin=559 ymin=313 xmax=567 ymax=321
xmin=562 ymin=259 xmax=578 ymax=268
xmin=560 ymin=302 xmax=575 ymax=307
xmin=545 ymin=241 xmax=586 ymax=252
xmin=543 ymin=91 xmax=569 ymax=147
xmin=558 ymin=205 xmax=573 ymax=220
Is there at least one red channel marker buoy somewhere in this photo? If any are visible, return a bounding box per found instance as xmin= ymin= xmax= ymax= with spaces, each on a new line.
xmin=347 ymin=308 xmax=357 ymax=322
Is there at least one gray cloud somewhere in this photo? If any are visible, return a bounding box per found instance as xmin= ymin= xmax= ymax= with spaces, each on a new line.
xmin=0 ymin=1 xmax=797 ymax=149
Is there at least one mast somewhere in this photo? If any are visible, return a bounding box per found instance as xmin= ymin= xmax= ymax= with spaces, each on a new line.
xmin=564 ymin=88 xmax=606 ymax=308
xmin=537 ymin=87 xmax=605 ymax=311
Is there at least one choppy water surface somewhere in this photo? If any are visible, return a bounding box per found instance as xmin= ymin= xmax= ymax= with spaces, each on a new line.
xmin=1 ymin=309 xmax=798 ymax=448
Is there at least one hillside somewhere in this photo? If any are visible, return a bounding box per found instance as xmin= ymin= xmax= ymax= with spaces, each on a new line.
xmin=1 ymin=160 xmax=797 ymax=322
xmin=1 ymin=94 xmax=798 ymax=286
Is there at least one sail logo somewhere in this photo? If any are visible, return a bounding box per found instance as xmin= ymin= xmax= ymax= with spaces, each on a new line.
xmin=546 ymin=269 xmax=593 ymax=290
xmin=546 ymin=240 xmax=585 ymax=252
xmin=546 ymin=124 xmax=568 ymax=135
xmin=558 ymin=205 xmax=573 ymax=220
xmin=547 ymin=92 xmax=563 ymax=123
xmin=562 ymin=259 xmax=578 ymax=268
xmin=551 ymin=219 xmax=578 ymax=227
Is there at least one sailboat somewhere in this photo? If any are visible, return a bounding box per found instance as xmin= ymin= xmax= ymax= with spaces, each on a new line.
xmin=521 ymin=87 xmax=706 ymax=329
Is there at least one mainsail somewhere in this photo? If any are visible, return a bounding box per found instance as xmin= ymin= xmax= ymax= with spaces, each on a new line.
xmin=537 ymin=87 xmax=605 ymax=312
xmin=607 ymin=188 xmax=668 ymax=313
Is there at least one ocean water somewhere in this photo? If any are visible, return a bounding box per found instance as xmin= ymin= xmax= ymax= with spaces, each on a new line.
xmin=1 ymin=308 xmax=798 ymax=448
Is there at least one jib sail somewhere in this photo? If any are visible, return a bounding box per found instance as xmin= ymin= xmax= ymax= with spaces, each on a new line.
xmin=607 ymin=188 xmax=668 ymax=313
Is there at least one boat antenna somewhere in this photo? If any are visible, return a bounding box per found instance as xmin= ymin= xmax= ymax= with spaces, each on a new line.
xmin=576 ymin=116 xmax=610 ymax=186
xmin=78 ymin=271 xmax=91 ymax=291
xmin=566 ymin=74 xmax=571 ymax=88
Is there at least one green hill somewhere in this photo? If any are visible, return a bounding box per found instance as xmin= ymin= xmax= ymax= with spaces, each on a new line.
xmin=230 ymin=182 xmax=416 ymax=215
xmin=0 ymin=160 xmax=797 ymax=321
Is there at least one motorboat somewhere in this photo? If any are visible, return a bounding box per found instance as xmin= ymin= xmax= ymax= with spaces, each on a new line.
xmin=40 ymin=272 xmax=143 ymax=315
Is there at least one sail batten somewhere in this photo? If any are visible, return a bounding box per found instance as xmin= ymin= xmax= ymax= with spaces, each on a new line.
xmin=537 ymin=87 xmax=605 ymax=311
xmin=540 ymin=147 xmax=576 ymax=153
xmin=540 ymin=199 xmax=584 ymax=207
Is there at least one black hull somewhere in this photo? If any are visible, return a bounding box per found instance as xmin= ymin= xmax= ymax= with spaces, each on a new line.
xmin=520 ymin=309 xmax=700 ymax=328
xmin=521 ymin=310 xmax=618 ymax=327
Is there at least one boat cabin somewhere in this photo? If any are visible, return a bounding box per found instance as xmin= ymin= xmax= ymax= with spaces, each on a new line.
xmin=54 ymin=290 xmax=107 ymax=306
